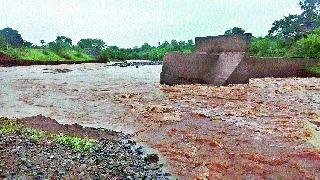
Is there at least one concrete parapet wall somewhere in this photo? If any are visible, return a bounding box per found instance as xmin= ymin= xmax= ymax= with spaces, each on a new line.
xmin=160 ymin=52 xmax=219 ymax=85
xmin=247 ymin=57 xmax=317 ymax=78
xmin=195 ymin=34 xmax=251 ymax=54
xmin=160 ymin=35 xmax=319 ymax=86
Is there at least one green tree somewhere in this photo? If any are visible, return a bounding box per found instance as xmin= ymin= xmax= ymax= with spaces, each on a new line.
xmin=269 ymin=0 xmax=320 ymax=42
xmin=0 ymin=27 xmax=24 ymax=47
xmin=0 ymin=34 xmax=7 ymax=49
xmin=48 ymin=36 xmax=73 ymax=52
xmin=140 ymin=43 xmax=152 ymax=50
xmin=23 ymin=41 xmax=33 ymax=48
xmin=299 ymin=0 xmax=320 ymax=30
xmin=56 ymin=36 xmax=72 ymax=47
xmin=224 ymin=27 xmax=246 ymax=36
xmin=291 ymin=27 xmax=320 ymax=58
xmin=269 ymin=14 xmax=303 ymax=42
xmin=77 ymin=38 xmax=105 ymax=56
xmin=249 ymin=37 xmax=286 ymax=57
xmin=40 ymin=40 xmax=46 ymax=47
xmin=77 ymin=38 xmax=105 ymax=49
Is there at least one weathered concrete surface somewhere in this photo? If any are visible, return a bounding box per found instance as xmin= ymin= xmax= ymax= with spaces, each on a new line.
xmin=160 ymin=53 xmax=219 ymax=85
xmin=160 ymin=35 xmax=319 ymax=85
xmin=195 ymin=34 xmax=252 ymax=53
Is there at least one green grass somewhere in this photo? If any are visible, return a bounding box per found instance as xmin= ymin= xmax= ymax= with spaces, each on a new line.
xmin=0 ymin=119 xmax=18 ymax=133
xmin=1 ymin=48 xmax=93 ymax=61
xmin=0 ymin=117 xmax=96 ymax=152
xmin=306 ymin=64 xmax=320 ymax=77
xmin=57 ymin=49 xmax=93 ymax=61
xmin=54 ymin=135 xmax=96 ymax=152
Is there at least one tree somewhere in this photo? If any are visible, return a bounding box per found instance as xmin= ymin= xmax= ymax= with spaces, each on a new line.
xmin=140 ymin=43 xmax=152 ymax=50
xmin=249 ymin=37 xmax=286 ymax=57
xmin=77 ymin=38 xmax=105 ymax=49
xmin=40 ymin=40 xmax=46 ymax=47
xmin=291 ymin=27 xmax=320 ymax=58
xmin=269 ymin=0 xmax=320 ymax=42
xmin=0 ymin=34 xmax=6 ymax=49
xmin=224 ymin=27 xmax=246 ymax=36
xmin=48 ymin=36 xmax=73 ymax=52
xmin=299 ymin=0 xmax=320 ymax=30
xmin=0 ymin=27 xmax=24 ymax=47
xmin=77 ymin=38 xmax=106 ymax=56
xmin=269 ymin=14 xmax=304 ymax=42
xmin=56 ymin=36 xmax=72 ymax=46
xmin=23 ymin=41 xmax=33 ymax=48
xmin=170 ymin=40 xmax=180 ymax=51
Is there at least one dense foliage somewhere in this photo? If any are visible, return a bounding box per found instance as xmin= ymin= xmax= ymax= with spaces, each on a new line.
xmin=292 ymin=28 xmax=320 ymax=58
xmin=224 ymin=27 xmax=246 ymax=36
xmin=0 ymin=28 xmax=24 ymax=48
xmin=101 ymin=40 xmax=194 ymax=61
xmin=249 ymin=0 xmax=320 ymax=60
xmin=0 ymin=27 xmax=194 ymax=61
xmin=249 ymin=37 xmax=287 ymax=57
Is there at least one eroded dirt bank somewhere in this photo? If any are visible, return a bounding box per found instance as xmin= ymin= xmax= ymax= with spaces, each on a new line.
xmin=0 ymin=64 xmax=319 ymax=178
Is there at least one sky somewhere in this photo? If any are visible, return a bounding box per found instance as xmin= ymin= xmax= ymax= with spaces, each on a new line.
xmin=0 ymin=0 xmax=302 ymax=48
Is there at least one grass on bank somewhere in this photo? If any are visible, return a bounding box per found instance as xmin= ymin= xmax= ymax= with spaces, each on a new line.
xmin=0 ymin=117 xmax=96 ymax=152
xmin=306 ymin=64 xmax=320 ymax=77
xmin=0 ymin=48 xmax=93 ymax=61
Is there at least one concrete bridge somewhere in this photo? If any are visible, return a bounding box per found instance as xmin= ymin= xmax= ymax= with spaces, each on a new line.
xmin=160 ymin=34 xmax=319 ymax=86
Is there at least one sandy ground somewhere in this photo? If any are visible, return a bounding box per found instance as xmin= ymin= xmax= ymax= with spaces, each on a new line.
xmin=0 ymin=64 xmax=320 ymax=179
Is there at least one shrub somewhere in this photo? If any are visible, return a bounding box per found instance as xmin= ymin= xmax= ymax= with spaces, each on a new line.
xmin=43 ymin=49 xmax=50 ymax=56
xmin=58 ymin=50 xmax=73 ymax=60
xmin=54 ymin=135 xmax=96 ymax=152
xmin=249 ymin=37 xmax=287 ymax=57
xmin=291 ymin=33 xmax=320 ymax=58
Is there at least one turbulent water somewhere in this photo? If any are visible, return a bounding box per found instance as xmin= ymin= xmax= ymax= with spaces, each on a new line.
xmin=1 ymin=63 xmax=320 ymax=178
xmin=0 ymin=64 xmax=163 ymax=133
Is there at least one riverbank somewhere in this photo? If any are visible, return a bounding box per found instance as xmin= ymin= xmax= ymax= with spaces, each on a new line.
xmin=0 ymin=53 xmax=105 ymax=67
xmin=0 ymin=53 xmax=162 ymax=67
xmin=0 ymin=115 xmax=170 ymax=179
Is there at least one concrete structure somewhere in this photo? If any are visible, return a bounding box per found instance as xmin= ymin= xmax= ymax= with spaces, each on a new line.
xmin=160 ymin=35 xmax=319 ymax=86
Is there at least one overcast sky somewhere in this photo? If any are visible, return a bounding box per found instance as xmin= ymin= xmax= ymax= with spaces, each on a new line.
xmin=0 ymin=0 xmax=301 ymax=48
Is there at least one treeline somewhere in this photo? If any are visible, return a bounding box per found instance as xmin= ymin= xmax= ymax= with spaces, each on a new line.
xmin=101 ymin=40 xmax=194 ymax=61
xmin=246 ymin=0 xmax=320 ymax=59
xmin=1 ymin=0 xmax=320 ymax=61
xmin=0 ymin=28 xmax=194 ymax=61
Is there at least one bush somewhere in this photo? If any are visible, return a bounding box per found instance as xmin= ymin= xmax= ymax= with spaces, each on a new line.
xmin=249 ymin=37 xmax=287 ymax=57
xmin=0 ymin=34 xmax=7 ymax=50
xmin=75 ymin=51 xmax=84 ymax=58
xmin=42 ymin=49 xmax=51 ymax=56
xmin=305 ymin=64 xmax=320 ymax=77
xmin=291 ymin=33 xmax=320 ymax=58
xmin=58 ymin=50 xmax=73 ymax=60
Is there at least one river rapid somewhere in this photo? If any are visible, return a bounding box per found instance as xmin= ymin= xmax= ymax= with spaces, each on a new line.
xmin=1 ymin=63 xmax=320 ymax=179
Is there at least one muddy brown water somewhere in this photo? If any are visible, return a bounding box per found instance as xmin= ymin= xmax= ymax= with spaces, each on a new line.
xmin=0 ymin=64 xmax=162 ymax=133
xmin=1 ymin=63 xmax=320 ymax=179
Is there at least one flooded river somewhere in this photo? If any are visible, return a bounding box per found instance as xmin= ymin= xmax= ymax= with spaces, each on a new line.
xmin=1 ymin=63 xmax=320 ymax=179
xmin=0 ymin=64 xmax=162 ymax=133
